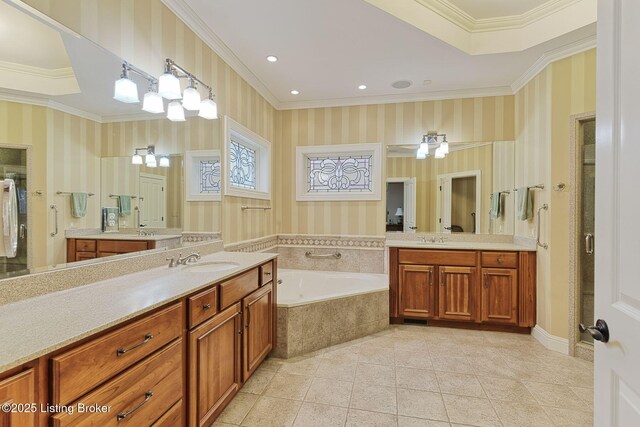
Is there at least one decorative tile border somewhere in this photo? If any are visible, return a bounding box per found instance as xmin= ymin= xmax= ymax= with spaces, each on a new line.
xmin=278 ymin=234 xmax=386 ymax=249
xmin=224 ymin=235 xmax=278 ymax=253
xmin=182 ymin=231 xmax=222 ymax=243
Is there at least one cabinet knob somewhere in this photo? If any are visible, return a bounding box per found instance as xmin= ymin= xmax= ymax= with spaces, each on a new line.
xmin=497 ymin=257 xmax=504 ymax=264
xmin=203 ymin=304 xmax=211 ymax=310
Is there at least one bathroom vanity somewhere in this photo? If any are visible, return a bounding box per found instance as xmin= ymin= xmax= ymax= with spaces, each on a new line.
xmin=66 ymin=235 xmax=181 ymax=262
xmin=388 ymin=241 xmax=536 ymax=332
xmin=0 ymin=251 xmax=277 ymax=427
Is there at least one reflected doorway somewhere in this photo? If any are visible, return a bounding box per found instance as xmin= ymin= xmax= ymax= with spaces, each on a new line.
xmin=437 ymin=170 xmax=481 ymax=234
xmin=386 ymin=178 xmax=416 ymax=232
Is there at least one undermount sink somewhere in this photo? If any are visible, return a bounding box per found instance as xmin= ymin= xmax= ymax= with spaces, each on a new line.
xmin=182 ymin=261 xmax=240 ymax=273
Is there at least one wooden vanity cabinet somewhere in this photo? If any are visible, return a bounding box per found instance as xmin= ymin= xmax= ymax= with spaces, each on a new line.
xmin=66 ymin=238 xmax=156 ymax=262
xmin=390 ymin=247 xmax=536 ymax=332
xmin=0 ymin=368 xmax=37 ymax=427
xmin=242 ymin=283 xmax=274 ymax=379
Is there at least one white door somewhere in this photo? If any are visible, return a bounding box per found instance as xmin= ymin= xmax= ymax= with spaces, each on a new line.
xmin=403 ymin=178 xmax=416 ymax=233
xmin=439 ymin=176 xmax=452 ymax=233
xmin=139 ymin=173 xmax=166 ymax=228
xmin=594 ymin=0 xmax=640 ymax=425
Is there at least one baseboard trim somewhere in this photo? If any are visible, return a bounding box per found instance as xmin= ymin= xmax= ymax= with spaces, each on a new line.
xmin=532 ymin=325 xmax=569 ymax=354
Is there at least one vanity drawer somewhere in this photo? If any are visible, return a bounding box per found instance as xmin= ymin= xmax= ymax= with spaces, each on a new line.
xmin=153 ymin=399 xmax=183 ymax=427
xmin=76 ymin=239 xmax=96 ymax=252
xmin=51 ymin=302 xmax=182 ymax=405
xmin=189 ymin=286 xmax=219 ymax=328
xmin=51 ymin=340 xmax=182 ymax=427
xmin=260 ymin=261 xmax=274 ymax=285
xmin=398 ymin=249 xmax=477 ymax=267
xmin=97 ymin=240 xmax=149 ymax=253
xmin=219 ymin=268 xmax=260 ymax=309
xmin=481 ymin=252 xmax=518 ymax=268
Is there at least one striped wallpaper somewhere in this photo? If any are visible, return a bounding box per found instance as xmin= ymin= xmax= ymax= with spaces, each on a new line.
xmin=275 ymin=97 xmax=514 ymax=235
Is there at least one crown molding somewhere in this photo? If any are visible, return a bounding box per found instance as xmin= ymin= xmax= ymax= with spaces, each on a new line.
xmin=277 ymin=86 xmax=514 ymax=110
xmin=511 ymin=34 xmax=596 ymax=92
xmin=0 ymin=90 xmax=102 ymax=122
xmin=0 ymin=62 xmax=75 ymax=80
xmin=160 ymin=0 xmax=280 ymax=109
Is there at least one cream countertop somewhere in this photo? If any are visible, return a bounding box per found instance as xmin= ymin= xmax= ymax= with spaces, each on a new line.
xmin=70 ymin=233 xmax=182 ymax=241
xmin=0 ymin=251 xmax=276 ymax=372
xmin=386 ymin=239 xmax=537 ymax=251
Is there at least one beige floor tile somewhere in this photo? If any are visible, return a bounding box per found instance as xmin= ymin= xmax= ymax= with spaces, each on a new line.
xmin=468 ymin=357 xmax=518 ymax=379
xmin=217 ymin=392 xmax=259 ymax=425
xmin=442 ymin=395 xmax=501 ymax=427
xmin=260 ymin=358 xmax=285 ymax=372
xmin=396 ymin=388 xmax=448 ymax=422
xmin=316 ymin=358 xmax=358 ymax=381
xmin=569 ymin=386 xmax=593 ymax=404
xmin=263 ymin=372 xmax=313 ymax=400
xmin=397 ymin=416 xmax=450 ymax=427
xmin=241 ymin=396 xmax=302 ymax=427
xmin=396 ymin=367 xmax=439 ymax=392
xmin=477 ymin=376 xmax=534 ymax=402
xmin=523 ymin=381 xmax=584 ymax=409
xmin=305 ymin=378 xmax=354 ymax=407
xmin=213 ymin=422 xmax=239 ymax=427
xmin=542 ymin=406 xmax=593 ymax=427
xmin=395 ymin=350 xmax=433 ymax=370
xmin=436 ymin=372 xmax=486 ymax=398
xmin=346 ymin=409 xmax=398 ymax=427
xmin=355 ymin=363 xmax=396 ymax=386
xmin=356 ymin=346 xmax=396 ymax=366
xmin=394 ymin=338 xmax=428 ymax=352
xmin=323 ymin=347 xmax=360 ymax=362
xmin=492 ymin=400 xmax=554 ymax=427
xmin=242 ymin=369 xmax=276 ymax=394
xmin=279 ymin=356 xmax=322 ymax=376
xmin=293 ymin=402 xmax=348 ymax=427
xmin=430 ymin=356 xmax=476 ymax=374
xmin=350 ymin=383 xmax=398 ymax=415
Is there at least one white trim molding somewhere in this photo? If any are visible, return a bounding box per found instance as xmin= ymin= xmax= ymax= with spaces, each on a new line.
xmin=185 ymin=150 xmax=221 ymax=202
xmin=532 ymin=325 xmax=570 ymax=354
xmin=296 ymin=143 xmax=383 ymax=202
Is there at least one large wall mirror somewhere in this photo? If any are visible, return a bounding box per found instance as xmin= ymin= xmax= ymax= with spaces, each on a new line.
xmin=0 ymin=2 xmax=221 ymax=279
xmin=386 ymin=140 xmax=515 ymax=235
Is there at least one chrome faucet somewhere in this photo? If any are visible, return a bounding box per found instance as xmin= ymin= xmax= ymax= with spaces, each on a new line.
xmin=178 ymin=252 xmax=201 ymax=265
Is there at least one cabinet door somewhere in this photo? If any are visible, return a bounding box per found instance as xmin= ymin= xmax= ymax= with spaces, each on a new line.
xmin=189 ymin=303 xmax=242 ymax=427
xmin=398 ymin=265 xmax=436 ymax=319
xmin=438 ymin=266 xmax=477 ymax=321
xmin=481 ymin=268 xmax=518 ymax=325
xmin=242 ymin=283 xmax=273 ymax=381
xmin=0 ymin=369 xmax=36 ymax=427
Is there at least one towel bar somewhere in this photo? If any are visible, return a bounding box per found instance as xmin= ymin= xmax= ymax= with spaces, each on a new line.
xmin=57 ymin=191 xmax=95 ymax=196
xmin=536 ymin=204 xmax=549 ymax=250
xmin=305 ymin=251 xmax=341 ymax=259
xmin=50 ymin=205 xmax=58 ymax=237
xmin=109 ymin=194 xmax=138 ymax=199
xmin=241 ymin=205 xmax=272 ymax=211
xmin=514 ymin=184 xmax=544 ymax=191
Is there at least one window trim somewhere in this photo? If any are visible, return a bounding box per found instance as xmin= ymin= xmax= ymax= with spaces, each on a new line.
xmin=185 ymin=149 xmax=221 ymax=202
xmin=223 ymin=116 xmax=272 ymax=200
xmin=296 ymin=143 xmax=382 ymax=201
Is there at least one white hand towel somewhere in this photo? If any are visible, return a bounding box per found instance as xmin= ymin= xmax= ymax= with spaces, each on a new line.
xmin=1 ymin=179 xmax=18 ymax=258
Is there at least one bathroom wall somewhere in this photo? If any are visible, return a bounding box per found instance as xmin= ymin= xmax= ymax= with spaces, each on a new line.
xmin=23 ymin=0 xmax=277 ymax=244
xmin=0 ymin=101 xmax=102 ymax=267
xmin=387 ymin=144 xmax=493 ymax=233
xmin=515 ymin=48 xmax=596 ymax=340
xmin=275 ymin=97 xmax=514 ymax=236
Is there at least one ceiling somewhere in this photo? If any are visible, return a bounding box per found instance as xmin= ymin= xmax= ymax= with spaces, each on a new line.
xmin=178 ymin=0 xmax=596 ymax=109
xmin=447 ymin=0 xmax=552 ymax=19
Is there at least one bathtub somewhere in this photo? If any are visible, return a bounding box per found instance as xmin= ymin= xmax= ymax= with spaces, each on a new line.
xmin=274 ymin=269 xmax=389 ymax=358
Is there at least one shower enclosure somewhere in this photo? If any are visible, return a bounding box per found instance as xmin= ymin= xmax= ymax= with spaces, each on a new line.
xmin=0 ymin=147 xmax=28 ymax=277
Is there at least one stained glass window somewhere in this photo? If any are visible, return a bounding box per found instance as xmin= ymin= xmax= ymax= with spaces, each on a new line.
xmin=229 ymin=140 xmax=257 ymax=190
xmin=199 ymin=159 xmax=221 ymax=194
xmin=307 ymin=155 xmax=373 ymax=193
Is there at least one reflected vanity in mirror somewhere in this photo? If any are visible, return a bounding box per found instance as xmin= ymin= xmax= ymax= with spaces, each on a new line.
xmin=0 ymin=2 xmax=221 ymax=278
xmin=386 ymin=140 xmax=515 ymax=235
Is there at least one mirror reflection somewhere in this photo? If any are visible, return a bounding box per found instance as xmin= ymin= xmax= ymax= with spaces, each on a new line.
xmin=0 ymin=2 xmax=221 ymax=278
xmin=386 ymin=141 xmax=515 ymax=235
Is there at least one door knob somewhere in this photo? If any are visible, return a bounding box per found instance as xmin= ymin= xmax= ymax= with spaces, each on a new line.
xmin=579 ymin=319 xmax=610 ymax=343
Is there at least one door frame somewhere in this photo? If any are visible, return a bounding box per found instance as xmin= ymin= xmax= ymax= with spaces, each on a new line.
xmin=568 ymin=112 xmax=596 ymax=361
xmin=386 ymin=177 xmax=416 ymax=232
xmin=139 ymin=172 xmax=167 ymax=228
xmin=436 ymin=170 xmax=482 ymax=233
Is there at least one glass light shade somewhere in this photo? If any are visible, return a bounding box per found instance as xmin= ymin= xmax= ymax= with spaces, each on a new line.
xmin=416 ymin=150 xmax=427 ymax=160
xmin=131 ymin=154 xmax=143 ymax=165
xmin=198 ymin=98 xmax=218 ymax=120
xmin=182 ymin=86 xmax=201 ymax=111
xmin=159 ymin=156 xmax=170 ymax=167
xmin=142 ymin=91 xmax=164 ymax=114
xmin=419 ymin=142 xmax=429 ymax=153
xmin=167 ymin=101 xmax=186 ymax=122
xmin=113 ymin=77 xmax=139 ymax=103
xmin=434 ymin=147 xmax=445 ymax=159
xmin=145 ymin=153 xmax=156 ymax=165
xmin=440 ymin=141 xmax=449 ymax=154
xmin=158 ymin=72 xmax=182 ymax=100
xmin=146 ymin=159 xmax=157 ymax=168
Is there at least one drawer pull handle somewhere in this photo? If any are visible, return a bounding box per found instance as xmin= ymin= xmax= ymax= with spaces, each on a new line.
xmin=203 ymin=303 xmax=212 ymax=310
xmin=497 ymin=257 xmax=504 ymax=264
xmin=116 ymin=334 xmax=153 ymax=357
xmin=264 ymin=271 xmax=272 ymax=276
xmin=117 ymin=391 xmax=153 ymax=421
xmin=483 ymin=272 xmax=488 ymax=288
xmin=246 ymin=305 xmax=251 ymax=327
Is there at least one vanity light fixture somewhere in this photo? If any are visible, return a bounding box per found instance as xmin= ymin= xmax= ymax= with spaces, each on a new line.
xmin=440 ymin=135 xmax=449 ymax=154
xmin=158 ymin=63 xmax=182 ymax=100
xmin=145 ymin=151 xmax=156 ymax=165
xmin=417 ymin=131 xmax=448 ymax=159
xmin=167 ymin=101 xmax=186 ymax=122
xmin=358 ymin=84 xmax=367 ymax=90
xmin=132 ymin=146 xmax=170 ymax=167
xmin=198 ymin=89 xmax=218 ymax=120
xmin=290 ymin=90 xmax=300 ymax=95
xmin=159 ymin=156 xmax=170 ymax=167
xmin=182 ymin=78 xmax=201 ymax=111
xmin=131 ymin=153 xmax=143 ymax=165
xmin=434 ymin=146 xmax=445 ymax=159
xmin=141 ymin=82 xmax=164 ymax=114
xmin=113 ymin=63 xmax=140 ymax=103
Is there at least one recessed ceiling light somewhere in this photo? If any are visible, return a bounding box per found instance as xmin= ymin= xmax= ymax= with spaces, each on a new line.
xmin=392 ymin=80 xmax=412 ymax=89
xmin=358 ymin=84 xmax=367 ymax=90
xmin=290 ymin=90 xmax=300 ymax=95
xmin=266 ymin=55 xmax=278 ymax=63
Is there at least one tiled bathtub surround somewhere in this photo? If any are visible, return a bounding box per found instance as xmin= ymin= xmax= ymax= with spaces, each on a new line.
xmin=275 ymin=290 xmax=389 ymax=359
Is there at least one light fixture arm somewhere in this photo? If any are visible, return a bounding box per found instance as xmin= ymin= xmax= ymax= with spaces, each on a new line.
xmin=164 ymin=58 xmax=214 ymax=97
xmin=122 ymin=61 xmax=157 ymax=86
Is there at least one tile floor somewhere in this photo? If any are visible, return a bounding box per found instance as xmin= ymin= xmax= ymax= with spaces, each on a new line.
xmin=214 ymin=325 xmax=594 ymax=427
